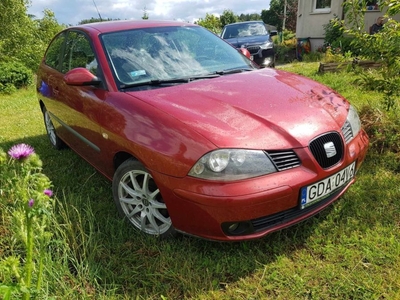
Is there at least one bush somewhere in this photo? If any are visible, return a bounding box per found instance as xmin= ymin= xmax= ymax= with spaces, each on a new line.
xmin=0 ymin=83 xmax=17 ymax=94
xmin=275 ymin=44 xmax=297 ymax=63
xmin=0 ymin=61 xmax=33 ymax=93
xmin=343 ymin=0 xmax=400 ymax=111
xmin=359 ymin=105 xmax=400 ymax=154
xmin=323 ymin=16 xmax=344 ymax=46
xmin=320 ymin=17 xmax=360 ymax=57
xmin=302 ymin=51 xmax=323 ymax=62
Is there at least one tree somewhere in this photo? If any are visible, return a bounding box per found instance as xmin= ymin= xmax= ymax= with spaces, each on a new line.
xmin=219 ymin=9 xmax=239 ymax=27
xmin=0 ymin=0 xmax=64 ymax=70
xmin=79 ymin=17 xmax=116 ymax=24
xmin=142 ymin=6 xmax=149 ymax=20
xmin=238 ymin=13 xmax=262 ymax=22
xmin=0 ymin=0 xmax=33 ymax=63
xmin=261 ymin=0 xmax=298 ymax=31
xmin=31 ymin=10 xmax=64 ymax=68
xmin=195 ymin=13 xmax=222 ymax=33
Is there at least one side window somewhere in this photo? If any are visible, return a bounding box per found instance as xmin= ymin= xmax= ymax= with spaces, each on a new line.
xmin=61 ymin=31 xmax=98 ymax=75
xmin=45 ymin=33 xmax=66 ymax=70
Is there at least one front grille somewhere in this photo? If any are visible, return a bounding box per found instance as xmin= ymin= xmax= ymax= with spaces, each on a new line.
xmin=341 ymin=120 xmax=353 ymax=144
xmin=261 ymin=49 xmax=274 ymax=57
xmin=266 ymin=150 xmax=300 ymax=171
xmin=246 ymin=45 xmax=260 ymax=55
xmin=251 ymin=186 xmax=345 ymax=232
xmin=309 ymin=132 xmax=343 ymax=169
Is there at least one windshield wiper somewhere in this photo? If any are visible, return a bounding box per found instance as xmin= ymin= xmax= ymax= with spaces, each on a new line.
xmin=120 ymin=74 xmax=220 ymax=89
xmin=213 ymin=68 xmax=254 ymax=75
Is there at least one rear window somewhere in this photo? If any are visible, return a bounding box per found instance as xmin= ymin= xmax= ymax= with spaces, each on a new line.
xmin=222 ymin=23 xmax=267 ymax=39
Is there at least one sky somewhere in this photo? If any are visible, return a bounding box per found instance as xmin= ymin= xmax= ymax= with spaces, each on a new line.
xmin=27 ymin=0 xmax=272 ymax=25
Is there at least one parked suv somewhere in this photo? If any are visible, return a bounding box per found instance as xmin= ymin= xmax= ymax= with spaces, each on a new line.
xmin=221 ymin=21 xmax=277 ymax=67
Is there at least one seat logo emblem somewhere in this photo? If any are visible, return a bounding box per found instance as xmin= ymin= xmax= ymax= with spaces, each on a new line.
xmin=324 ymin=141 xmax=337 ymax=158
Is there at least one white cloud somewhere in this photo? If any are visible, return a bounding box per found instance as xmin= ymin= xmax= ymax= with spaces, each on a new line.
xmin=27 ymin=0 xmax=271 ymax=25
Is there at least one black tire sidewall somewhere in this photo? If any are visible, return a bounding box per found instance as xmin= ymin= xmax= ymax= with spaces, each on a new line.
xmin=42 ymin=107 xmax=64 ymax=150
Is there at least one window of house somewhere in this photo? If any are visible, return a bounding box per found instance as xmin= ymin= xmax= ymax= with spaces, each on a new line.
xmin=314 ymin=0 xmax=331 ymax=12
xmin=366 ymin=0 xmax=380 ymax=11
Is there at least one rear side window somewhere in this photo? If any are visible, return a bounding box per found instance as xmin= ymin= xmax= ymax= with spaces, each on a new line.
xmin=45 ymin=33 xmax=66 ymax=70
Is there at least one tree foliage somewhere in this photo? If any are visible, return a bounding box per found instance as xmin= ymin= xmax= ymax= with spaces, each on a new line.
xmin=142 ymin=6 xmax=149 ymax=20
xmin=195 ymin=13 xmax=222 ymax=33
xmin=0 ymin=1 xmax=64 ymax=71
xmin=197 ymin=11 xmax=265 ymax=33
xmin=342 ymin=0 xmax=400 ymax=110
xmin=238 ymin=13 xmax=262 ymax=22
xmin=261 ymin=0 xmax=298 ymax=31
xmin=0 ymin=0 xmax=33 ymax=64
xmin=78 ymin=17 xmax=117 ymax=24
xmin=219 ymin=9 xmax=239 ymax=27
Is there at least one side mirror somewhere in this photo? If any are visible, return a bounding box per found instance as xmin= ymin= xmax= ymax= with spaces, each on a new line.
xmin=64 ymin=67 xmax=101 ymax=86
xmin=270 ymin=30 xmax=278 ymax=37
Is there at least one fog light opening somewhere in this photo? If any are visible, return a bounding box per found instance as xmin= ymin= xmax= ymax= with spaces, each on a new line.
xmin=222 ymin=221 xmax=253 ymax=236
xmin=228 ymin=223 xmax=239 ymax=232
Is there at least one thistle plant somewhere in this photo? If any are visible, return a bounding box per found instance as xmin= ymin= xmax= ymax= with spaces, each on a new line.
xmin=0 ymin=144 xmax=55 ymax=299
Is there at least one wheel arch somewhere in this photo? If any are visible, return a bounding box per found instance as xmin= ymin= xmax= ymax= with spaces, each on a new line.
xmin=39 ymin=100 xmax=45 ymax=112
xmin=113 ymin=151 xmax=138 ymax=171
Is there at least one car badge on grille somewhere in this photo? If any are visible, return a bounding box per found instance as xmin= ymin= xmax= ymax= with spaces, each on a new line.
xmin=324 ymin=141 xmax=337 ymax=158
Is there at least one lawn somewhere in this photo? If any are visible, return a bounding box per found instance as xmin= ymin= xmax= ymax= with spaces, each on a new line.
xmin=1 ymin=62 xmax=400 ymax=299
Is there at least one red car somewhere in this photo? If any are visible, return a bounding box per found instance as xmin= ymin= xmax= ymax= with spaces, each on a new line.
xmin=37 ymin=20 xmax=369 ymax=241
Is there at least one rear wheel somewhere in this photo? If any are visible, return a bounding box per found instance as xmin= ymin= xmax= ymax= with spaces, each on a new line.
xmin=112 ymin=159 xmax=175 ymax=238
xmin=42 ymin=107 xmax=65 ymax=149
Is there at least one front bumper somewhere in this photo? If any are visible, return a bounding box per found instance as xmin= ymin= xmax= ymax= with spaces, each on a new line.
xmin=252 ymin=49 xmax=275 ymax=67
xmin=152 ymin=129 xmax=369 ymax=241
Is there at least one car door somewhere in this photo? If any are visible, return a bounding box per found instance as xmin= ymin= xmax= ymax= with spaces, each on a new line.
xmin=45 ymin=29 xmax=110 ymax=172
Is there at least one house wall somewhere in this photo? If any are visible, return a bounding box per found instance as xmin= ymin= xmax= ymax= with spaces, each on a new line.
xmin=296 ymin=1 xmax=343 ymax=51
xmin=363 ymin=10 xmax=400 ymax=32
xmin=296 ymin=1 xmax=400 ymax=52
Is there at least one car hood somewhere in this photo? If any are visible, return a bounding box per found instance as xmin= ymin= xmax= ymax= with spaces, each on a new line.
xmin=126 ymin=68 xmax=349 ymax=150
xmin=225 ymin=35 xmax=270 ymax=48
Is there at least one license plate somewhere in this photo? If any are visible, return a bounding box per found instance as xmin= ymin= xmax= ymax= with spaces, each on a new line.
xmin=300 ymin=162 xmax=356 ymax=209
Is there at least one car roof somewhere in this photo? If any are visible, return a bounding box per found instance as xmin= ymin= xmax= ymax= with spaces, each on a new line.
xmin=68 ymin=20 xmax=197 ymax=34
xmin=224 ymin=21 xmax=265 ymax=27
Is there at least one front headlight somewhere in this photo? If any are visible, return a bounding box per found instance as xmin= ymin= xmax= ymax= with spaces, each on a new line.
xmin=260 ymin=41 xmax=274 ymax=50
xmin=346 ymin=105 xmax=361 ymax=141
xmin=188 ymin=149 xmax=277 ymax=181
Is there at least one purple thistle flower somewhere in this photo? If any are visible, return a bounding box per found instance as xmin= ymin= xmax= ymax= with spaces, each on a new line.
xmin=28 ymin=199 xmax=34 ymax=207
xmin=8 ymin=144 xmax=35 ymax=160
xmin=44 ymin=189 xmax=53 ymax=197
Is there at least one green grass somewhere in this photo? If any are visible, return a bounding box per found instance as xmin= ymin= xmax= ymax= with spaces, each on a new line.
xmin=1 ymin=65 xmax=400 ymax=299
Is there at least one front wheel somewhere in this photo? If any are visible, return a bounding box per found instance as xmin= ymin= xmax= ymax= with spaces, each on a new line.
xmin=112 ymin=159 xmax=175 ymax=238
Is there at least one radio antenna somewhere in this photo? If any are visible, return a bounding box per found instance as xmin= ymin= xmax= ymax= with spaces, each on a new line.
xmin=92 ymin=0 xmax=103 ymax=21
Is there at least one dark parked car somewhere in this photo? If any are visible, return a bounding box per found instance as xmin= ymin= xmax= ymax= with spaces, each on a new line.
xmin=37 ymin=20 xmax=369 ymax=241
xmin=221 ymin=21 xmax=277 ymax=67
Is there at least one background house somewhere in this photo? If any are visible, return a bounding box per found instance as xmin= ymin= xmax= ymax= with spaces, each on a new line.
xmin=296 ymin=0 xmax=400 ymax=51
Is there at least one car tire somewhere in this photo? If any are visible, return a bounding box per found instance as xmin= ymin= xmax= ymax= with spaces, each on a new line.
xmin=42 ymin=106 xmax=65 ymax=150
xmin=112 ymin=159 xmax=176 ymax=238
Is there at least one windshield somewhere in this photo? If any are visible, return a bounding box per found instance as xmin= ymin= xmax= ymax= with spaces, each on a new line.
xmin=222 ymin=23 xmax=268 ymax=39
xmin=101 ymin=26 xmax=254 ymax=88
